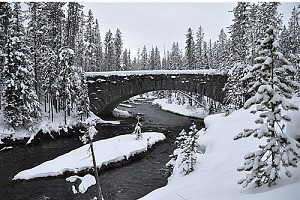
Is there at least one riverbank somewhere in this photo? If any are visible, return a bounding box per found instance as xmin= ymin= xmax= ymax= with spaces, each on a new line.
xmin=0 ymin=102 xmax=204 ymax=200
xmin=13 ymin=132 xmax=166 ymax=181
xmin=0 ymin=110 xmax=121 ymax=149
xmin=141 ymin=97 xmax=300 ymax=200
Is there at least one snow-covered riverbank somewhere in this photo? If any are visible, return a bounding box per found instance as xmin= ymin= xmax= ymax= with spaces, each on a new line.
xmin=13 ymin=132 xmax=165 ymax=180
xmin=0 ymin=110 xmax=119 ymax=146
xmin=141 ymin=97 xmax=300 ymax=200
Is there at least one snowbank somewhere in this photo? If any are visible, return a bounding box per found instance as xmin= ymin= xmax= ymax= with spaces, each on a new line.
xmin=112 ymin=108 xmax=133 ymax=118
xmin=141 ymin=105 xmax=300 ymax=199
xmin=152 ymin=98 xmax=208 ymax=119
xmin=0 ymin=111 xmax=119 ymax=145
xmin=13 ymin=132 xmax=165 ymax=180
xmin=85 ymin=69 xmax=217 ymax=77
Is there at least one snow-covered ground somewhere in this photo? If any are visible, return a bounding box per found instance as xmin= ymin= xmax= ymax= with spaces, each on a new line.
xmin=13 ymin=132 xmax=165 ymax=180
xmin=141 ymin=97 xmax=300 ymax=200
xmin=0 ymin=110 xmax=119 ymax=145
xmin=112 ymin=108 xmax=133 ymax=118
xmin=152 ymin=98 xmax=208 ymax=119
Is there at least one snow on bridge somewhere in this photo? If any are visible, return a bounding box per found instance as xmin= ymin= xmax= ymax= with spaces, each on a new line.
xmin=85 ymin=69 xmax=218 ymax=77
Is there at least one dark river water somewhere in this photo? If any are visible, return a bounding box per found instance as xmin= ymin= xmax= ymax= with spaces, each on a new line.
xmin=0 ymin=100 xmax=204 ymax=200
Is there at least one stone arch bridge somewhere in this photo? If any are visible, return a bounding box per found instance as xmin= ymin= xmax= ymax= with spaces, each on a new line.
xmin=85 ymin=70 xmax=228 ymax=117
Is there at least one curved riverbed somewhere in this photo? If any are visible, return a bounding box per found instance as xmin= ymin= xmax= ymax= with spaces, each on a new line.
xmin=0 ymin=101 xmax=204 ymax=200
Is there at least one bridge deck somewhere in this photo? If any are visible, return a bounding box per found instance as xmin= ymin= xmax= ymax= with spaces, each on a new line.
xmin=85 ymin=69 xmax=219 ymax=77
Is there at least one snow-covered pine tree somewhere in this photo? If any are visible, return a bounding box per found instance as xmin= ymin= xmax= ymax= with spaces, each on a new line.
xmin=57 ymin=48 xmax=77 ymax=125
xmin=234 ymin=26 xmax=300 ymax=188
xmin=229 ymin=2 xmax=250 ymax=64
xmin=122 ymin=48 xmax=129 ymax=70
xmin=2 ymin=2 xmax=41 ymax=130
xmin=104 ymin=30 xmax=116 ymax=71
xmin=286 ymin=6 xmax=300 ymax=81
xmin=167 ymin=123 xmax=199 ymax=175
xmin=94 ymin=19 xmax=103 ymax=71
xmin=0 ymin=2 xmax=11 ymax=110
xmin=161 ymin=47 xmax=167 ymax=70
xmin=279 ymin=25 xmax=290 ymax=57
xmin=170 ymin=42 xmax=183 ymax=70
xmin=246 ymin=2 xmax=282 ymax=66
xmin=215 ymin=28 xmax=230 ymax=71
xmin=141 ymin=45 xmax=148 ymax=70
xmin=65 ymin=2 xmax=82 ymax=50
xmin=114 ymin=28 xmax=123 ymax=70
xmin=75 ymin=11 xmax=85 ymax=70
xmin=84 ymin=9 xmax=96 ymax=72
xmin=154 ymin=46 xmax=161 ymax=69
xmin=166 ymin=129 xmax=187 ymax=170
xmin=184 ymin=28 xmax=196 ymax=70
xmin=195 ymin=26 xmax=204 ymax=69
xmin=76 ymin=76 xmax=90 ymax=122
xmin=202 ymin=41 xmax=210 ymax=69
xmin=26 ymin=2 xmax=51 ymax=101
xmin=149 ymin=47 xmax=155 ymax=70
xmin=127 ymin=49 xmax=132 ymax=70
xmin=223 ymin=63 xmax=247 ymax=113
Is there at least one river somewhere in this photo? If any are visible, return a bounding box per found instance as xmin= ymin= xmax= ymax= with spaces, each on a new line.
xmin=0 ymin=100 xmax=204 ymax=200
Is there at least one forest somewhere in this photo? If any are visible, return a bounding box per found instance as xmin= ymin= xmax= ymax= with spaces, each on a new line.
xmin=0 ymin=2 xmax=299 ymax=133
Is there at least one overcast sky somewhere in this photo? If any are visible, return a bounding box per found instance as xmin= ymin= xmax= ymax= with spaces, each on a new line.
xmin=82 ymin=2 xmax=299 ymax=56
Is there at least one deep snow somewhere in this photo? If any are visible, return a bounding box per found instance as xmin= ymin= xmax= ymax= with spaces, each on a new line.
xmin=152 ymin=98 xmax=208 ymax=119
xmin=13 ymin=132 xmax=165 ymax=180
xmin=0 ymin=110 xmax=119 ymax=145
xmin=140 ymin=97 xmax=300 ymax=200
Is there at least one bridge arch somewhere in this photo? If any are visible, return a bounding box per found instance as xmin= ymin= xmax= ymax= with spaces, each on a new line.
xmin=86 ymin=70 xmax=228 ymax=117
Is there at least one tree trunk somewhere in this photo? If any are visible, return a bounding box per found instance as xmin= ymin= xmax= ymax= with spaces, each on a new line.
xmin=89 ymin=139 xmax=103 ymax=199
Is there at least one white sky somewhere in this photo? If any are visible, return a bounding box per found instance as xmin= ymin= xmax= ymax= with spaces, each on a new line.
xmin=82 ymin=2 xmax=299 ymax=56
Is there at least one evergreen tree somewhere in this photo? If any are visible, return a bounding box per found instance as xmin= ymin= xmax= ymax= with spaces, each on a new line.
xmin=234 ymin=26 xmax=300 ymax=188
xmin=57 ymin=48 xmax=81 ymax=125
xmin=279 ymin=25 xmax=290 ymax=57
xmin=84 ymin=9 xmax=96 ymax=71
xmin=141 ymin=45 xmax=148 ymax=70
xmin=216 ymin=28 xmax=230 ymax=70
xmin=154 ymin=46 xmax=161 ymax=69
xmin=202 ymin=41 xmax=210 ymax=69
xmin=65 ymin=2 xmax=82 ymax=49
xmin=104 ymin=30 xmax=115 ymax=71
xmin=170 ymin=42 xmax=182 ymax=70
xmin=184 ymin=28 xmax=196 ymax=70
xmin=149 ymin=47 xmax=155 ymax=70
xmin=26 ymin=2 xmax=48 ymax=100
xmin=223 ymin=63 xmax=247 ymax=113
xmin=122 ymin=48 xmax=129 ymax=70
xmin=161 ymin=47 xmax=167 ymax=70
xmin=76 ymin=71 xmax=90 ymax=121
xmin=93 ymin=19 xmax=103 ymax=71
xmin=0 ymin=2 xmax=11 ymax=110
xmin=167 ymin=123 xmax=199 ymax=176
xmin=127 ymin=49 xmax=132 ymax=70
xmin=114 ymin=28 xmax=123 ymax=70
xmin=229 ymin=2 xmax=250 ymax=64
xmin=2 ymin=2 xmax=41 ymax=129
xmin=74 ymin=11 xmax=85 ymax=70
xmin=195 ymin=26 xmax=204 ymax=69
